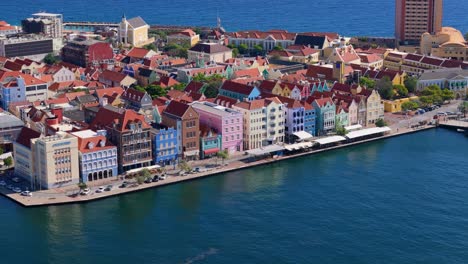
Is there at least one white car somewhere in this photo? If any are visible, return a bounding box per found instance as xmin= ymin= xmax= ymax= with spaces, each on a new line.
xmin=13 ymin=187 xmax=22 ymax=193
xmin=96 ymin=187 xmax=105 ymax=193
xmin=80 ymin=188 xmax=91 ymax=195
xmin=158 ymin=175 xmax=167 ymax=180
xmin=21 ymin=191 xmax=32 ymax=197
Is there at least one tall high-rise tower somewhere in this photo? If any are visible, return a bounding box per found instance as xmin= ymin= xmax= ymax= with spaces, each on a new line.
xmin=395 ymin=0 xmax=443 ymax=45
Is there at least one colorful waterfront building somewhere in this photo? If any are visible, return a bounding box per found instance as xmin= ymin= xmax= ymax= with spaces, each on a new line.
xmin=276 ymin=96 xmax=306 ymax=142
xmin=90 ymin=105 xmax=153 ymax=173
xmin=199 ymin=125 xmax=222 ymax=159
xmin=162 ymin=101 xmax=200 ymax=160
xmin=151 ymin=126 xmax=179 ymax=166
xmin=70 ymin=129 xmax=118 ymax=183
xmin=191 ymin=101 xmax=243 ymax=153
xmin=232 ymin=97 xmax=285 ymax=150
xmin=218 ymin=80 xmax=260 ymax=102
xmin=301 ymin=101 xmax=316 ymax=137
xmin=365 ymin=89 xmax=384 ymax=126
xmin=312 ymin=98 xmax=336 ymax=135
xmin=335 ymin=104 xmax=349 ymax=128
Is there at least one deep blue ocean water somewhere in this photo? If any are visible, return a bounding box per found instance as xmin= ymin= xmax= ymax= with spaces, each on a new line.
xmin=0 ymin=129 xmax=467 ymax=263
xmin=0 ymin=0 xmax=467 ymax=36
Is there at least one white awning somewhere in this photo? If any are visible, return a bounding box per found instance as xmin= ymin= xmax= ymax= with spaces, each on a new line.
xmin=344 ymin=124 xmax=363 ymax=131
xmin=292 ymin=131 xmax=314 ymax=141
xmin=313 ymin=136 xmax=347 ymax=145
xmin=246 ymin=144 xmax=285 ymax=156
xmin=346 ymin=127 xmax=391 ymax=139
xmin=285 ymin=142 xmax=314 ymax=151
xmin=184 ymin=150 xmax=200 ymax=156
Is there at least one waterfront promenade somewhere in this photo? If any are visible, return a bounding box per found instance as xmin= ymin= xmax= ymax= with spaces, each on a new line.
xmin=0 ymin=101 xmax=462 ymax=207
xmin=0 ymin=125 xmax=433 ymax=207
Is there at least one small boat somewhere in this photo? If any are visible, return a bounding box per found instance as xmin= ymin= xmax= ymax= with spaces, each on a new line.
xmin=457 ymin=129 xmax=465 ymax=133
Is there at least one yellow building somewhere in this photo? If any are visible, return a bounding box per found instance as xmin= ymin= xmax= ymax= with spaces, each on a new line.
xmin=167 ymin=29 xmax=200 ymax=47
xmin=119 ymin=15 xmax=154 ymax=47
xmin=383 ymin=96 xmax=419 ymax=113
xmin=421 ymin=27 xmax=468 ymax=61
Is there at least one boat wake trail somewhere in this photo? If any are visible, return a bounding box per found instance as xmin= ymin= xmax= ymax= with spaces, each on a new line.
xmin=183 ymin=248 xmax=218 ymax=264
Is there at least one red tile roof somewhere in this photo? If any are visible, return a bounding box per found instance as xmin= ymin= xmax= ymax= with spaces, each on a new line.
xmin=16 ymin=127 xmax=41 ymax=148
xmin=184 ymin=81 xmax=205 ymax=94
xmin=99 ymin=70 xmax=127 ymax=83
xmin=90 ymin=106 xmax=150 ymax=132
xmin=220 ymin=80 xmax=256 ymax=95
xmin=163 ymin=100 xmax=191 ymax=118
xmin=152 ymin=76 xmax=180 ymax=88
xmin=126 ymin=47 xmax=150 ymax=59
xmin=313 ymin=97 xmax=334 ymax=107
xmin=94 ymin=87 xmax=124 ymax=98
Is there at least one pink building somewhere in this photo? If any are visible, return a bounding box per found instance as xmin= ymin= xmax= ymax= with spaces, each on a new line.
xmin=191 ymin=102 xmax=243 ymax=153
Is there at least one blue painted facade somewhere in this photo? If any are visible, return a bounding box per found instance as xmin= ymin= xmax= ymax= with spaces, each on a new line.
xmin=152 ymin=127 xmax=179 ymax=166
xmin=80 ymin=147 xmax=118 ymax=183
xmin=310 ymin=82 xmax=330 ymax=95
xmin=312 ymin=99 xmax=336 ymax=136
xmin=0 ymin=77 xmax=26 ymax=110
xmin=304 ymin=107 xmax=316 ymax=137
xmin=200 ymin=131 xmax=222 ymax=159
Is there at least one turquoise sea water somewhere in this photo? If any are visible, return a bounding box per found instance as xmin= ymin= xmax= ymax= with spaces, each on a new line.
xmin=0 ymin=0 xmax=467 ymax=36
xmin=0 ymin=129 xmax=467 ymax=263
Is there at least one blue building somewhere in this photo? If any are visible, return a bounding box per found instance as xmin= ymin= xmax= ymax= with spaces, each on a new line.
xmin=151 ymin=126 xmax=179 ymax=166
xmin=312 ymin=98 xmax=336 ymax=136
xmin=70 ymin=130 xmax=118 ymax=183
xmin=302 ymin=101 xmax=316 ymax=137
xmin=0 ymin=76 xmax=26 ymax=110
xmin=199 ymin=125 xmax=222 ymax=159
xmin=218 ymin=80 xmax=260 ymax=101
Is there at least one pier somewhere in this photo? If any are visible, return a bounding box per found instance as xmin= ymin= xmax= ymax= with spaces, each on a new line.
xmin=439 ymin=120 xmax=468 ymax=131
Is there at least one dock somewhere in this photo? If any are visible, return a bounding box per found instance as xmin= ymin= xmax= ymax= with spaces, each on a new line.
xmin=439 ymin=120 xmax=468 ymax=131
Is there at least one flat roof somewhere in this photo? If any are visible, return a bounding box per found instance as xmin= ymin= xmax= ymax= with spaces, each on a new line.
xmin=0 ymin=112 xmax=24 ymax=129
xmin=285 ymin=142 xmax=314 ymax=151
xmin=70 ymin=129 xmax=99 ymax=139
xmin=246 ymin=144 xmax=285 ymax=156
xmin=191 ymin=102 xmax=241 ymax=117
xmin=346 ymin=127 xmax=391 ymax=139
xmin=293 ymin=131 xmax=314 ymax=141
xmin=313 ymin=136 xmax=347 ymax=145
xmin=344 ymin=124 xmax=363 ymax=131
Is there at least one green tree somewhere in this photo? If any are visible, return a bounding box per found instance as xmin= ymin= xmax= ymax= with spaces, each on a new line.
xmin=419 ymin=96 xmax=434 ymax=106
xmin=441 ymin=89 xmax=455 ymax=102
xmin=171 ymin=83 xmax=186 ymax=91
xmin=77 ymin=182 xmax=88 ymax=190
xmin=204 ymin=84 xmax=219 ymax=98
xmin=193 ymin=73 xmax=207 ymax=82
xmin=3 ymin=157 xmax=12 ymax=167
xmin=401 ymin=100 xmax=419 ymax=111
xmin=193 ymin=28 xmax=202 ymax=35
xmin=227 ymin=44 xmax=236 ymax=49
xmin=43 ymin=53 xmax=58 ymax=65
xmin=178 ymin=160 xmax=192 ymax=173
xmin=253 ymin=44 xmax=264 ymax=56
xmin=237 ymin=44 xmax=248 ymax=55
xmin=335 ymin=125 xmax=347 ymax=136
xmin=216 ymin=150 xmax=229 ymax=165
xmin=375 ymin=76 xmax=395 ymax=100
xmin=232 ymin=48 xmax=239 ymax=58
xmin=393 ymin=84 xmax=408 ymax=98
xmin=273 ymin=45 xmax=284 ymax=51
xmin=139 ymin=168 xmax=151 ymax=179
xmin=359 ymin=76 xmax=376 ymax=89
xmin=146 ymin=84 xmax=167 ymax=98
xmin=0 ymin=146 xmax=3 ymax=155
xmin=458 ymin=101 xmax=468 ymax=117
xmin=465 ymin=32 xmax=468 ymax=41
xmin=404 ymin=76 xmax=418 ymax=93
xmin=144 ymin=43 xmax=157 ymax=51
xmin=375 ymin=118 xmax=387 ymax=127
xmin=133 ymin=85 xmax=146 ymax=93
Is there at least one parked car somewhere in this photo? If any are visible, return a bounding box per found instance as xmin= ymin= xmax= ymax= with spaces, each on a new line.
xmin=104 ymin=185 xmax=113 ymax=192
xmin=119 ymin=181 xmax=129 ymax=188
xmin=158 ymin=174 xmax=166 ymax=180
xmin=21 ymin=191 xmax=32 ymax=197
xmin=80 ymin=188 xmax=91 ymax=195
xmin=144 ymin=178 xmax=152 ymax=184
xmin=13 ymin=187 xmax=21 ymax=193
xmin=96 ymin=186 xmax=105 ymax=193
xmin=6 ymin=184 xmax=14 ymax=190
xmin=152 ymin=176 xmax=159 ymax=182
